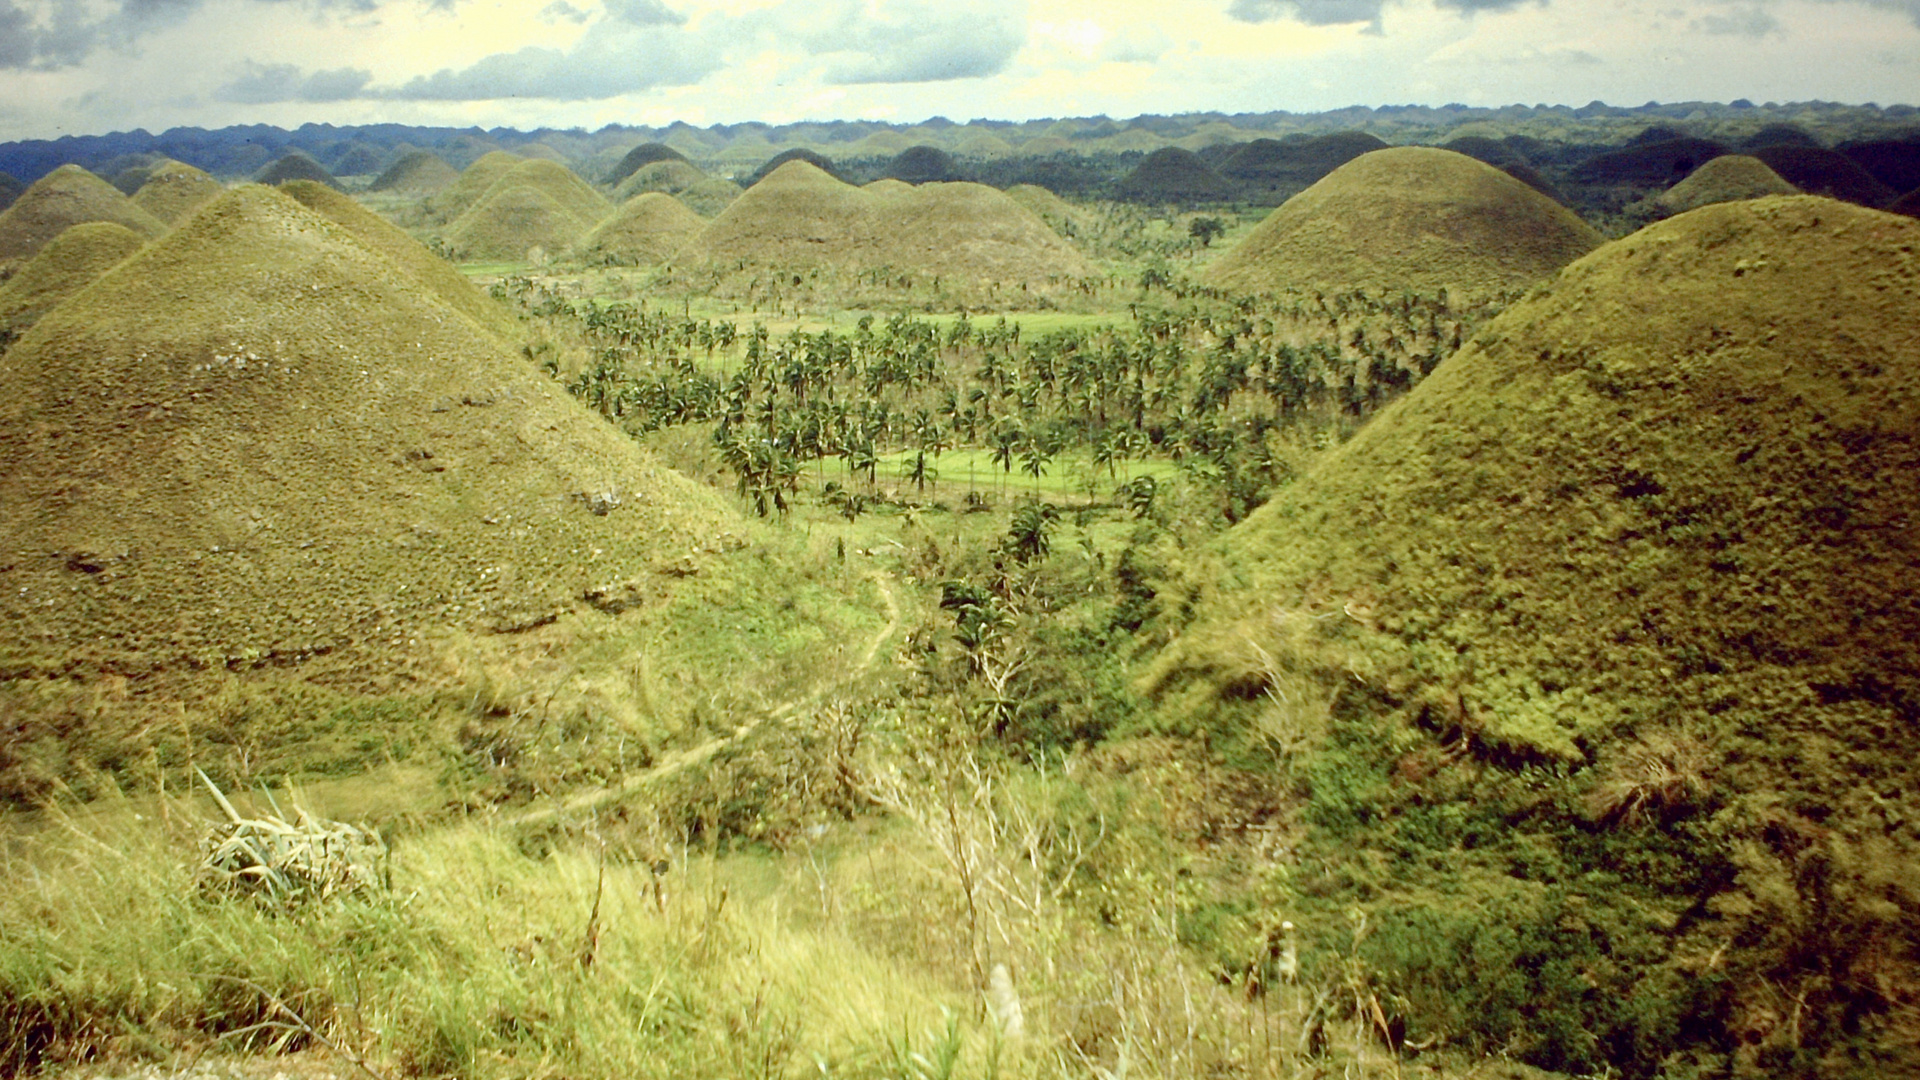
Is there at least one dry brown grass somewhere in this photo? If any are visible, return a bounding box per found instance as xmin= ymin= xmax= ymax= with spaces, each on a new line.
xmin=131 ymin=159 xmax=224 ymax=225
xmin=0 ymin=184 xmax=735 ymax=686
xmin=0 ymin=165 xmax=167 ymax=264
xmin=1205 ymin=146 xmax=1603 ymax=301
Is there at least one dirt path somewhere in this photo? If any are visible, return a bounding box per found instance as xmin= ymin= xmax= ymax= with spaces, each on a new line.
xmin=504 ymin=569 xmax=901 ymax=829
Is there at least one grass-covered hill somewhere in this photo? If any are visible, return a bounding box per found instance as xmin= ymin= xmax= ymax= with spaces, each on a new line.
xmin=0 ymin=221 xmax=145 ymax=344
xmin=277 ymin=179 xmax=521 ymax=342
xmin=441 ymin=160 xmax=613 ymax=262
xmin=0 ymin=165 xmax=166 ymax=263
xmin=883 ymin=145 xmax=963 ymax=184
xmin=677 ymin=176 xmax=743 ymax=218
xmin=1205 ymin=147 xmax=1602 ymax=300
xmin=425 ymin=150 xmax=525 ymax=223
xmin=0 ymin=184 xmax=734 ymax=689
xmin=1840 ymin=138 xmax=1920 ymax=194
xmin=677 ymin=160 xmax=1090 ymax=300
xmin=1145 ymin=195 xmax=1920 ymax=1075
xmin=1571 ymin=136 xmax=1728 ymax=185
xmin=1216 ymin=131 xmax=1390 ymax=200
xmin=747 ymin=147 xmax=842 ymax=186
xmin=581 ymin=191 xmax=704 ymax=265
xmin=130 ymin=159 xmax=224 ymax=225
xmin=252 ymin=151 xmax=339 ymax=189
xmin=612 ymin=158 xmax=707 ymax=201
xmin=1115 ymin=146 xmax=1232 ymax=204
xmin=1750 ymin=144 xmax=1898 ymax=207
xmin=1655 ymin=154 xmax=1797 ymax=213
xmin=607 ymin=141 xmax=688 ymax=186
xmin=367 ymin=148 xmax=459 ymax=194
xmin=0 ymin=172 xmax=21 ymax=212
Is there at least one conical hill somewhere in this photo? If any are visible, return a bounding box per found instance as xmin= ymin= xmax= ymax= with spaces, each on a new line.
xmin=685 ymin=160 xmax=882 ymax=267
xmin=608 ymin=142 xmax=688 ymax=185
xmin=443 ymin=183 xmax=596 ymax=262
xmin=1205 ymin=147 xmax=1601 ymax=300
xmin=131 ymin=160 xmax=224 ymax=225
xmin=0 ymin=165 xmax=167 ymax=263
xmin=0 ymin=185 xmax=733 ymax=682
xmin=475 ymin=159 xmax=612 ymax=230
xmin=613 ymin=159 xmax=706 ymax=201
xmin=680 ymin=161 xmax=1090 ymax=290
xmin=254 ymin=152 xmax=339 ymax=189
xmin=1145 ymin=196 xmax=1920 ymax=1069
xmin=427 ymin=151 xmax=525 ymax=223
xmin=0 ymin=222 xmax=145 ymax=344
xmin=367 ymin=149 xmax=459 ymax=194
xmin=582 ymin=192 xmax=704 ymax=265
xmin=277 ymin=180 xmax=518 ymax=341
xmin=1655 ymin=154 xmax=1797 ymax=213
xmin=1116 ymin=147 xmax=1231 ymax=203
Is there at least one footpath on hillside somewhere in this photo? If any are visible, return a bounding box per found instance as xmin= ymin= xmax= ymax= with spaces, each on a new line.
xmin=504 ymin=568 xmax=902 ymax=830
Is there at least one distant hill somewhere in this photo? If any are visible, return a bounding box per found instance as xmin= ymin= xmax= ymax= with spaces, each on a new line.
xmin=582 ymin=192 xmax=704 ymax=266
xmin=0 ymin=165 xmax=166 ymax=263
xmin=1655 ymin=154 xmax=1797 ymax=214
xmin=1205 ymin=147 xmax=1602 ymax=300
xmin=131 ymin=159 xmax=224 ymax=225
xmin=747 ymin=148 xmax=842 ymax=187
xmin=1217 ymin=132 xmax=1391 ymax=200
xmin=607 ymin=142 xmax=688 ymax=186
xmin=679 ymin=160 xmax=1091 ymax=296
xmin=367 ymin=150 xmax=459 ymax=194
xmin=253 ymin=152 xmax=339 ymax=189
xmin=883 ymin=146 xmax=963 ymax=185
xmin=1839 ymin=138 xmax=1920 ymax=193
xmin=1571 ymin=137 xmax=1728 ymax=185
xmin=1115 ymin=147 xmax=1231 ymax=204
xmin=613 ymin=159 xmax=706 ymax=201
xmin=1749 ymin=145 xmax=1897 ymax=207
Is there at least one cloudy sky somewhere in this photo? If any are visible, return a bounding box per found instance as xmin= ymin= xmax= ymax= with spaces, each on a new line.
xmin=0 ymin=0 xmax=1915 ymax=140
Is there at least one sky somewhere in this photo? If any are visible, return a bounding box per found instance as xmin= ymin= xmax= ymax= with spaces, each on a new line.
xmin=0 ymin=0 xmax=1915 ymax=141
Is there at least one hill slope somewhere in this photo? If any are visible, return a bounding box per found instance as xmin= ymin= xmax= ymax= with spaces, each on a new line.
xmin=130 ymin=160 xmax=224 ymax=225
xmin=582 ymin=191 xmax=704 ymax=265
xmin=0 ymin=185 xmax=733 ymax=684
xmin=1149 ymin=195 xmax=1920 ymax=1074
xmin=0 ymin=222 xmax=145 ymax=344
xmin=1654 ymin=153 xmax=1797 ymax=213
xmin=1205 ymin=147 xmax=1601 ymax=300
xmin=0 ymin=165 xmax=167 ymax=263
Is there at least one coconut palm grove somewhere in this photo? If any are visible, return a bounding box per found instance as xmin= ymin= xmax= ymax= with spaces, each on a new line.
xmin=1 ymin=98 xmax=1919 ymax=1079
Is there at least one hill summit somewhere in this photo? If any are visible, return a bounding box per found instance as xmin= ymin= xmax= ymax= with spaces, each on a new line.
xmin=678 ymin=160 xmax=1090 ymax=298
xmin=0 ymin=165 xmax=166 ymax=263
xmin=1149 ymin=196 xmax=1920 ymax=1073
xmin=1204 ymin=147 xmax=1602 ymax=300
xmin=0 ymin=185 xmax=732 ymax=684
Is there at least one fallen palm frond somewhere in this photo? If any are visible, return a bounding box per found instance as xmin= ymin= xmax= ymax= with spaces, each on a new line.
xmin=196 ymin=768 xmax=387 ymax=906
